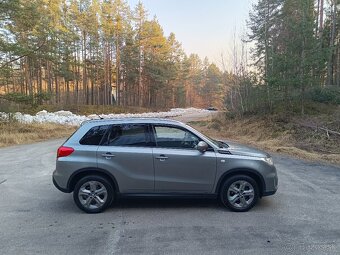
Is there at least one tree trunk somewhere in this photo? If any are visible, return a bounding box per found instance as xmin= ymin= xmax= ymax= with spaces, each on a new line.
xmin=55 ymin=74 xmax=59 ymax=104
xmin=319 ymin=0 xmax=324 ymax=38
xmin=326 ymin=1 xmax=337 ymax=86
xmin=82 ymin=31 xmax=88 ymax=104
xmin=116 ymin=40 xmax=120 ymax=106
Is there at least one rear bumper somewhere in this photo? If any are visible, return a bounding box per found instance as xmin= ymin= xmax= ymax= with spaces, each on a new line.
xmin=52 ymin=171 xmax=71 ymax=193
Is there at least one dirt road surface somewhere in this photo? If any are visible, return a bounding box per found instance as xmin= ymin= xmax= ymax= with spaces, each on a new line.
xmin=1 ymin=111 xmax=340 ymax=255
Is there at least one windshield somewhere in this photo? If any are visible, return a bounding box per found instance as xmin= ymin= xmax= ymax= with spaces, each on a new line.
xmin=205 ymin=136 xmax=229 ymax=149
xmin=185 ymin=124 xmax=228 ymax=149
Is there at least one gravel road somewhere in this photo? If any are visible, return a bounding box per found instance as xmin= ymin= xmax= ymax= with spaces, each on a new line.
xmin=1 ymin=112 xmax=340 ymax=255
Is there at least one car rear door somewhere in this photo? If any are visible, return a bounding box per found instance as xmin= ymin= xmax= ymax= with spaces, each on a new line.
xmin=97 ymin=123 xmax=154 ymax=193
xmin=151 ymin=124 xmax=217 ymax=193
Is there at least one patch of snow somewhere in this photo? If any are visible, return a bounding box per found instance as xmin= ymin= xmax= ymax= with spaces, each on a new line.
xmin=0 ymin=108 xmax=209 ymax=126
xmin=0 ymin=112 xmax=9 ymax=121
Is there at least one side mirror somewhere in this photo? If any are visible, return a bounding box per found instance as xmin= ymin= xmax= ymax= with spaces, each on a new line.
xmin=197 ymin=141 xmax=208 ymax=153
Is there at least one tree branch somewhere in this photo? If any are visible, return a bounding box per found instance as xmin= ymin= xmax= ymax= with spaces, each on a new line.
xmin=0 ymin=41 xmax=46 ymax=69
xmin=298 ymin=123 xmax=340 ymax=137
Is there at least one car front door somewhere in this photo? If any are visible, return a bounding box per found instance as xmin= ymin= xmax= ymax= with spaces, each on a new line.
xmin=97 ymin=123 xmax=154 ymax=193
xmin=152 ymin=125 xmax=217 ymax=193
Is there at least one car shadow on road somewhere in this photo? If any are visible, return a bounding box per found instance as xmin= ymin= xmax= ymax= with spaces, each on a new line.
xmin=113 ymin=197 xmax=221 ymax=210
xmin=53 ymin=194 xmax=275 ymax=213
xmin=111 ymin=197 xmax=275 ymax=212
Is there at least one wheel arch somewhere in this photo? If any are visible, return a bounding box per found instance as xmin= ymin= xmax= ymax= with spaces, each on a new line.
xmin=67 ymin=168 xmax=119 ymax=193
xmin=215 ymin=168 xmax=266 ymax=197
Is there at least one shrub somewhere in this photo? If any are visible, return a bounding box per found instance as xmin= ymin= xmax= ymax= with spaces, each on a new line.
xmin=309 ymin=87 xmax=340 ymax=104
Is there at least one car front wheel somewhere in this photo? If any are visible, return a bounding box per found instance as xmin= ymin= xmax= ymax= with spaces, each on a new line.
xmin=220 ymin=175 xmax=259 ymax=212
xmin=73 ymin=175 xmax=114 ymax=213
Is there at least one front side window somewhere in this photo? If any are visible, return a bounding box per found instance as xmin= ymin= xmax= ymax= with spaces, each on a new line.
xmin=79 ymin=125 xmax=109 ymax=145
xmin=154 ymin=126 xmax=200 ymax=149
xmin=105 ymin=124 xmax=148 ymax=147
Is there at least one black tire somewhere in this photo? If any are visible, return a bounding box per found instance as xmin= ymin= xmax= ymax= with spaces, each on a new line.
xmin=73 ymin=175 xmax=114 ymax=213
xmin=220 ymin=175 xmax=259 ymax=212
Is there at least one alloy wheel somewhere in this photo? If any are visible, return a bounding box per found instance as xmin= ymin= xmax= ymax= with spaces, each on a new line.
xmin=78 ymin=181 xmax=108 ymax=210
xmin=227 ymin=180 xmax=255 ymax=209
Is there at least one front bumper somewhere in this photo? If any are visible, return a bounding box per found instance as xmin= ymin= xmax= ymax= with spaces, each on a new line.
xmin=263 ymin=169 xmax=278 ymax=197
xmin=263 ymin=189 xmax=277 ymax=196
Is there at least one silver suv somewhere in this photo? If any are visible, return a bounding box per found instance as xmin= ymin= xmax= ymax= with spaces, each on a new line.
xmin=53 ymin=118 xmax=278 ymax=213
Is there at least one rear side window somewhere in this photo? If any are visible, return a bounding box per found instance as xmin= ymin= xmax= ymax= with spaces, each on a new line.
xmin=104 ymin=124 xmax=148 ymax=147
xmin=79 ymin=125 xmax=109 ymax=145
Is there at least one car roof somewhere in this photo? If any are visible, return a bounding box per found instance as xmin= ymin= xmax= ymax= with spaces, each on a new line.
xmin=81 ymin=117 xmax=185 ymax=127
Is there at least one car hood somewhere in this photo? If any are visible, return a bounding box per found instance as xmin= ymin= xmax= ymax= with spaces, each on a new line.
xmin=219 ymin=141 xmax=270 ymax=158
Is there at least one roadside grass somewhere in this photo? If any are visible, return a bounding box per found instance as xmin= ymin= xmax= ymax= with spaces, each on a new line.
xmin=0 ymin=121 xmax=76 ymax=147
xmin=189 ymin=108 xmax=340 ymax=165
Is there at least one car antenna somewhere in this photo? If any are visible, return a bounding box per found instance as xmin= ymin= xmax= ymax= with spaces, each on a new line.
xmin=97 ymin=114 xmax=104 ymax=120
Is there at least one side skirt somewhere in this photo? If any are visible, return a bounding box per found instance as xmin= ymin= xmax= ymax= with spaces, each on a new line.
xmin=117 ymin=193 xmax=218 ymax=199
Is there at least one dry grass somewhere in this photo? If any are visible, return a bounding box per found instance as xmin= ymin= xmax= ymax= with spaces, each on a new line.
xmin=0 ymin=122 xmax=77 ymax=147
xmin=190 ymin=111 xmax=340 ymax=165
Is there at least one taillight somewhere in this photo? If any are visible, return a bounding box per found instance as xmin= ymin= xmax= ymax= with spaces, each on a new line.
xmin=57 ymin=146 xmax=74 ymax=158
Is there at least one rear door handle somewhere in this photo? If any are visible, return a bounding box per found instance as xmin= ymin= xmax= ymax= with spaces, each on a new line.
xmin=156 ymin=155 xmax=168 ymax=161
xmin=102 ymin=153 xmax=115 ymax=159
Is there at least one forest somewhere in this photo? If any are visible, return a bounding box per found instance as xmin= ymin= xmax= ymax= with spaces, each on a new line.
xmin=0 ymin=0 xmax=224 ymax=110
xmin=0 ymin=0 xmax=339 ymax=114
xmin=229 ymin=0 xmax=340 ymax=114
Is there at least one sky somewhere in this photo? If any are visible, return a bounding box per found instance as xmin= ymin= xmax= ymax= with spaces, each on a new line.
xmin=127 ymin=0 xmax=257 ymax=67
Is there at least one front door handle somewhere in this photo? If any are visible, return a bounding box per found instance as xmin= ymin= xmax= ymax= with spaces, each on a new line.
xmin=156 ymin=155 xmax=168 ymax=161
xmin=102 ymin=153 xmax=115 ymax=159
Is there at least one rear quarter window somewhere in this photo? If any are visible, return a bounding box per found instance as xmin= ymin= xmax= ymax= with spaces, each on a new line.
xmin=104 ymin=124 xmax=149 ymax=147
xmin=79 ymin=125 xmax=109 ymax=145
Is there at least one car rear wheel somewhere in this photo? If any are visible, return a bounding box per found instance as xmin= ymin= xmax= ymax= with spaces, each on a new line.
xmin=220 ymin=175 xmax=259 ymax=212
xmin=73 ymin=175 xmax=114 ymax=213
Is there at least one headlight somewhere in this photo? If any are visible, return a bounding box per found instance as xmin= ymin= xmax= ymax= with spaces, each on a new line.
xmin=262 ymin=157 xmax=274 ymax=165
